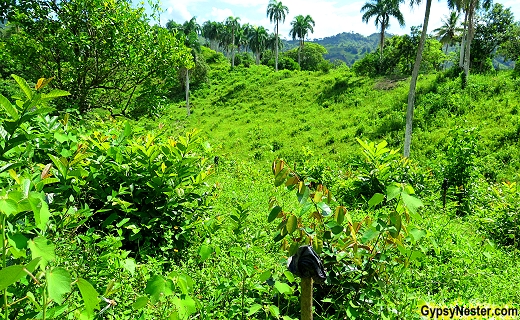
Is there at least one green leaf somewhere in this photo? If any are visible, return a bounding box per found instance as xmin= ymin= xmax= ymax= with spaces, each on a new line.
xmin=286 ymin=214 xmax=297 ymax=234
xmin=269 ymin=305 xmax=280 ymax=317
xmin=0 ymin=198 xmax=19 ymax=216
xmin=409 ymin=228 xmax=427 ymax=243
xmin=274 ymin=168 xmax=289 ymax=187
xmin=28 ymin=236 xmax=55 ymax=269
xmin=12 ymin=74 xmax=32 ymax=100
xmin=334 ymin=206 xmax=345 ymax=225
xmin=360 ymin=228 xmax=379 ymax=244
xmin=46 ymin=267 xmax=72 ymax=304
xmin=145 ymin=275 xmax=174 ymax=302
xmin=317 ymin=202 xmax=331 ymax=216
xmin=283 ymin=270 xmax=295 ymax=283
xmin=77 ymin=278 xmax=99 ymax=317
xmin=247 ymin=304 xmax=263 ymax=316
xmin=0 ymin=265 xmax=25 ymax=290
xmin=28 ymin=192 xmax=51 ymax=231
xmin=401 ymin=192 xmax=423 ymax=217
xmin=268 ymin=206 xmax=282 ymax=223
xmin=132 ymin=296 xmax=149 ymax=310
xmin=368 ymin=193 xmax=385 ymax=208
xmin=259 ymin=270 xmax=271 ymax=282
xmin=386 ymin=184 xmax=401 ymax=201
xmin=123 ymin=258 xmax=136 ymax=275
xmin=274 ymin=281 xmax=293 ymax=295
xmin=198 ymin=244 xmax=213 ymax=262
xmin=0 ymin=93 xmax=18 ymax=120
xmin=48 ymin=154 xmax=68 ymax=178
xmin=389 ymin=211 xmax=402 ymax=238
xmin=41 ymin=90 xmax=70 ymax=100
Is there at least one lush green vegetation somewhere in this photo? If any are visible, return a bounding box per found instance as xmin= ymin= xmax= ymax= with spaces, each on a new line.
xmin=2 ymin=0 xmax=520 ymax=319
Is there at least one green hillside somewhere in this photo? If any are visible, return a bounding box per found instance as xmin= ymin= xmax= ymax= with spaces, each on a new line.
xmin=283 ymin=32 xmax=381 ymax=65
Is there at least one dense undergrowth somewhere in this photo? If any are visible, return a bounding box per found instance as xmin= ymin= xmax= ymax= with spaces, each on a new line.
xmin=2 ymin=58 xmax=520 ymax=319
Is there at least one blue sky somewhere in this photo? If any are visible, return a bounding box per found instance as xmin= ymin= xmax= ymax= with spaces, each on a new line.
xmin=152 ymin=0 xmax=520 ymax=39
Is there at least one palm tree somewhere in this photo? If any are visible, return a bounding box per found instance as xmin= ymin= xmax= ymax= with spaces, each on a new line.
xmin=202 ymin=20 xmax=219 ymax=51
xmin=225 ymin=16 xmax=240 ymax=68
xmin=249 ymin=26 xmax=269 ymax=65
xmin=462 ymin=0 xmax=492 ymax=77
xmin=434 ymin=11 xmax=462 ymax=53
xmin=289 ymin=14 xmax=315 ymax=66
xmin=267 ymin=0 xmax=289 ymax=71
xmin=361 ymin=0 xmax=405 ymax=60
xmin=182 ymin=17 xmax=200 ymax=36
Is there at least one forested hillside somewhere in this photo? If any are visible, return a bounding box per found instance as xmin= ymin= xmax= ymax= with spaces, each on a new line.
xmin=1 ymin=0 xmax=520 ymax=319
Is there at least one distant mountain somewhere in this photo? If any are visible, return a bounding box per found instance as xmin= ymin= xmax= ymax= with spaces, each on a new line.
xmin=282 ymin=32 xmax=382 ymax=66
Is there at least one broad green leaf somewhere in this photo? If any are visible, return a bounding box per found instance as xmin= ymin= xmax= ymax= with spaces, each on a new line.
xmin=269 ymin=305 xmax=280 ymax=317
xmin=41 ymin=90 xmax=70 ymax=99
xmin=48 ymin=154 xmax=68 ymax=178
xmin=389 ymin=211 xmax=402 ymax=238
xmin=317 ymin=202 xmax=331 ymax=216
xmin=247 ymin=303 xmax=263 ymax=316
xmin=274 ymin=281 xmax=293 ymax=295
xmin=334 ymin=206 xmax=346 ymax=225
xmin=312 ymin=236 xmax=323 ymax=254
xmin=28 ymin=236 xmax=55 ymax=268
xmin=12 ymin=74 xmax=32 ymax=99
xmin=368 ymin=193 xmax=385 ymax=208
xmin=386 ymin=184 xmax=401 ymax=201
xmin=145 ymin=275 xmax=174 ymax=302
xmin=0 ymin=93 xmax=18 ymax=120
xmin=132 ymin=296 xmax=149 ymax=310
xmin=0 ymin=265 xmax=25 ymax=290
xmin=77 ymin=278 xmax=99 ymax=317
xmin=46 ymin=267 xmax=72 ymax=304
xmin=274 ymin=168 xmax=289 ymax=187
xmin=0 ymin=198 xmax=19 ymax=216
xmin=198 ymin=244 xmax=213 ymax=262
xmin=360 ymin=228 xmax=379 ymax=244
xmin=409 ymin=228 xmax=427 ymax=243
xmin=8 ymin=232 xmax=28 ymax=258
xmin=286 ymin=214 xmax=297 ymax=234
xmin=401 ymin=192 xmax=423 ymax=217
xmin=297 ymin=184 xmax=310 ymax=204
xmin=283 ymin=270 xmax=295 ymax=283
xmin=123 ymin=258 xmax=136 ymax=275
xmin=299 ymin=201 xmax=313 ymax=216
xmin=28 ymin=192 xmax=51 ymax=231
xmin=259 ymin=270 xmax=271 ymax=283
xmin=268 ymin=206 xmax=282 ymax=223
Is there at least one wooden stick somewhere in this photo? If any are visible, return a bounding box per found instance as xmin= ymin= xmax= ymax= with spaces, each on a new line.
xmin=301 ymin=277 xmax=313 ymax=320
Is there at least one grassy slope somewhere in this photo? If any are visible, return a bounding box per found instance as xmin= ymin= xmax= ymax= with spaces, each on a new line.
xmin=146 ymin=63 xmax=520 ymax=317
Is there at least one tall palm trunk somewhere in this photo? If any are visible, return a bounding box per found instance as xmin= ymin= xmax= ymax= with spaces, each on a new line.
xmin=231 ymin=30 xmax=235 ymax=68
xmin=463 ymin=0 xmax=476 ymax=77
xmin=298 ymin=39 xmax=302 ymax=65
xmin=459 ymin=10 xmax=468 ymax=68
xmin=275 ymin=21 xmax=279 ymax=71
xmin=404 ymin=0 xmax=432 ymax=158
xmin=380 ymin=23 xmax=386 ymax=60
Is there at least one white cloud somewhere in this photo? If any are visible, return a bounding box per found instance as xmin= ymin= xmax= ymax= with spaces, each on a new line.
xmin=210 ymin=7 xmax=235 ymax=21
xmin=154 ymin=0 xmax=520 ymax=38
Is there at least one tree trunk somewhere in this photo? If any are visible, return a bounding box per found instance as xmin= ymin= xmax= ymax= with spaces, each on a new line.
xmin=185 ymin=68 xmax=190 ymax=116
xmin=231 ymin=30 xmax=235 ymax=69
xmin=301 ymin=277 xmax=313 ymax=320
xmin=404 ymin=0 xmax=432 ymax=158
xmin=380 ymin=23 xmax=385 ymax=61
xmin=464 ymin=0 xmax=476 ymax=77
xmin=298 ymin=39 xmax=302 ymax=66
xmin=275 ymin=21 xmax=279 ymax=71
xmin=256 ymin=50 xmax=260 ymax=65
xmin=459 ymin=10 xmax=468 ymax=68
